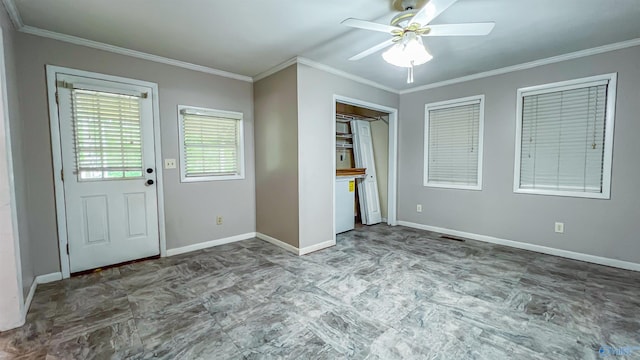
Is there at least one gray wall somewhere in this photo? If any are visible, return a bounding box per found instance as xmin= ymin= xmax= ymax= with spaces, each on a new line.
xmin=398 ymin=45 xmax=640 ymax=264
xmin=297 ymin=64 xmax=399 ymax=248
xmin=15 ymin=33 xmax=255 ymax=275
xmin=0 ymin=7 xmax=25 ymax=330
xmin=0 ymin=6 xmax=32 ymax=297
xmin=254 ymin=65 xmax=299 ymax=247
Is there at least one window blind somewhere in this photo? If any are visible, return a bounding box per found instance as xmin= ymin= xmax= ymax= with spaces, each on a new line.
xmin=181 ymin=112 xmax=241 ymax=178
xmin=519 ymin=83 xmax=607 ymax=193
xmin=427 ymin=101 xmax=481 ymax=186
xmin=72 ymin=89 xmax=143 ymax=180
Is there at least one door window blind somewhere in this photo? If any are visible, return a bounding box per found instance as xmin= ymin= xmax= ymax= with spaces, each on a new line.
xmin=519 ymin=83 xmax=608 ymax=193
xmin=180 ymin=109 xmax=242 ymax=180
xmin=425 ymin=99 xmax=482 ymax=188
xmin=72 ymin=89 xmax=143 ymax=180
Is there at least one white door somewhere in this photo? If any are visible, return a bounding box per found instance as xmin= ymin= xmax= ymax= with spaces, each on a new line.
xmin=56 ymin=74 xmax=159 ymax=273
xmin=351 ymin=120 xmax=382 ymax=225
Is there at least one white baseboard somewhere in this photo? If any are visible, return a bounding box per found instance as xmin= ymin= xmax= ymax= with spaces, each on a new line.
xmin=256 ymin=232 xmax=300 ymax=255
xmin=36 ymin=272 xmax=63 ymax=284
xmin=18 ymin=271 xmax=64 ymax=327
xmin=299 ymin=240 xmax=336 ymax=255
xmin=397 ymin=221 xmax=640 ymax=272
xmin=166 ymin=232 xmax=257 ymax=256
xmin=256 ymin=232 xmax=335 ymax=256
xmin=23 ymin=279 xmax=37 ymax=314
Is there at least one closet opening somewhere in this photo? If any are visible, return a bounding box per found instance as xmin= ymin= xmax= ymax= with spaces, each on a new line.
xmin=334 ymin=98 xmax=395 ymax=235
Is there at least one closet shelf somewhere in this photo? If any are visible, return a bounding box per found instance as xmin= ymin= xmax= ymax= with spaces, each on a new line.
xmin=336 ymin=133 xmax=353 ymax=139
xmin=337 ymin=168 xmax=366 ymax=177
xmin=336 ymin=113 xmax=379 ymax=123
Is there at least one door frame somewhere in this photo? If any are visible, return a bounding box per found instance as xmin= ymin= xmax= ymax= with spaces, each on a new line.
xmin=332 ymin=95 xmax=399 ymax=237
xmin=46 ymin=65 xmax=166 ymax=279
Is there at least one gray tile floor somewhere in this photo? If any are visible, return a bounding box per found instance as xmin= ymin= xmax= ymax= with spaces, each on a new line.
xmin=1 ymin=225 xmax=639 ymax=359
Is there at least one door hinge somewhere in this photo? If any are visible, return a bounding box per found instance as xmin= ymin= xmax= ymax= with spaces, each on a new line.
xmin=66 ymin=243 xmax=69 ymax=254
xmin=55 ymin=92 xmax=59 ymax=105
xmin=61 ymin=169 xmax=64 ymax=181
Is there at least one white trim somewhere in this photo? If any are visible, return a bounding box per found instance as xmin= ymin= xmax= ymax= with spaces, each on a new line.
xmin=166 ymin=232 xmax=256 ymax=256
xmin=177 ymin=105 xmax=246 ymax=183
xmin=46 ymin=65 xmax=166 ymax=278
xmin=22 ymin=272 xmax=63 ymax=321
xmin=23 ymin=279 xmax=36 ymax=314
xmin=400 ymin=38 xmax=640 ymax=94
xmin=151 ymin=81 xmax=167 ymax=257
xmin=7 ymin=5 xmax=640 ymax=96
xmin=19 ymin=26 xmax=253 ymax=83
xmin=21 ymin=272 xmax=62 ymax=321
xmin=513 ymin=73 xmax=616 ymax=200
xmin=298 ymin=57 xmax=398 ymax=94
xmin=299 ymin=240 xmax=336 ymax=255
xmin=397 ymin=221 xmax=640 ymax=272
xmin=253 ymin=57 xmax=298 ymax=82
xmin=36 ymin=272 xmax=63 ymax=284
xmin=333 ymin=95 xmax=399 ymax=233
xmin=256 ymin=232 xmax=300 ymax=255
xmin=45 ymin=67 xmax=70 ymax=278
xmin=1 ymin=0 xmax=23 ymax=28
xmin=423 ymin=95 xmax=484 ymax=191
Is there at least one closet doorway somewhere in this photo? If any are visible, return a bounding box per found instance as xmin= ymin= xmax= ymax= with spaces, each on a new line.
xmin=332 ymin=95 xmax=398 ymax=235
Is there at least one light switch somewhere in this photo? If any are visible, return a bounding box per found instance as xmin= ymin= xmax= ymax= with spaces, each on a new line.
xmin=164 ymin=159 xmax=177 ymax=169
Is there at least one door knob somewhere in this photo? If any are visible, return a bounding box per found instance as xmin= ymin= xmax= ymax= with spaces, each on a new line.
xmin=146 ymin=168 xmax=154 ymax=174
xmin=146 ymin=179 xmax=154 ymax=186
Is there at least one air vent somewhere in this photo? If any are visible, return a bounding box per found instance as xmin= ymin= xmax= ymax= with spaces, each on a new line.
xmin=440 ymin=235 xmax=465 ymax=242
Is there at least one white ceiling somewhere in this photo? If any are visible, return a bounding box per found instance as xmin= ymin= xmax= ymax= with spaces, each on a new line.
xmin=13 ymin=0 xmax=640 ymax=90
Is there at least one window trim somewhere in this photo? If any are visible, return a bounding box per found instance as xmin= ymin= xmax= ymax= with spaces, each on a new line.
xmin=513 ymin=73 xmax=617 ymax=199
xmin=423 ymin=95 xmax=485 ymax=191
xmin=177 ymin=105 xmax=245 ymax=182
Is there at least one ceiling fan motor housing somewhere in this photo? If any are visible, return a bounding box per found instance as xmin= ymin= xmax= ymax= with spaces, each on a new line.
xmin=393 ymin=0 xmax=428 ymax=11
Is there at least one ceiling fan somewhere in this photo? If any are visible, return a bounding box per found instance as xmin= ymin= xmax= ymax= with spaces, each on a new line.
xmin=342 ymin=0 xmax=495 ymax=83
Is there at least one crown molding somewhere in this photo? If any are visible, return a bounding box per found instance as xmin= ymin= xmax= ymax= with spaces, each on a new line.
xmin=17 ymin=25 xmax=253 ymax=83
xmin=252 ymin=56 xmax=400 ymax=94
xmin=5 ymin=0 xmax=639 ymax=94
xmin=400 ymin=37 xmax=640 ymax=94
xmin=2 ymin=0 xmax=22 ymax=28
xmin=296 ymin=57 xmax=400 ymax=94
xmin=253 ymin=57 xmax=298 ymax=82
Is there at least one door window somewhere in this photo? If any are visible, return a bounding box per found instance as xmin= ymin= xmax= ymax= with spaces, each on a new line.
xmin=72 ymin=89 xmax=144 ymax=180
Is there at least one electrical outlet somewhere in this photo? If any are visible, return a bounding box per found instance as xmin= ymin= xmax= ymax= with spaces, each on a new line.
xmin=216 ymin=216 xmax=223 ymax=225
xmin=554 ymin=222 xmax=564 ymax=233
xmin=417 ymin=204 xmax=422 ymax=213
xmin=164 ymin=158 xmax=177 ymax=169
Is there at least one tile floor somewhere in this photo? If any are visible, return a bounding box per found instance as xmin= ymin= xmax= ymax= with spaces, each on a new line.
xmin=1 ymin=225 xmax=639 ymax=359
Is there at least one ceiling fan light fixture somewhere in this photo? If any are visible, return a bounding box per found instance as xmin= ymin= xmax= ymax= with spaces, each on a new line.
xmin=382 ymin=37 xmax=432 ymax=68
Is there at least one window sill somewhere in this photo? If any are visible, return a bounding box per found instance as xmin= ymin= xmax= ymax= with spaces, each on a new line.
xmin=424 ymin=182 xmax=482 ymax=191
xmin=181 ymin=174 xmax=245 ymax=183
xmin=513 ymin=188 xmax=610 ymax=199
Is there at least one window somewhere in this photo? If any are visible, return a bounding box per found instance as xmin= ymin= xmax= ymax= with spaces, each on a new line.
xmin=178 ymin=105 xmax=244 ymax=182
xmin=424 ymin=95 xmax=484 ymax=190
xmin=514 ymin=73 xmax=617 ymax=199
xmin=72 ymin=88 xmax=144 ymax=180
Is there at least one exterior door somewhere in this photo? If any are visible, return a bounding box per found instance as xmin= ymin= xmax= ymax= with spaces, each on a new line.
xmin=56 ymin=73 xmax=159 ymax=273
xmin=351 ymin=120 xmax=382 ymax=225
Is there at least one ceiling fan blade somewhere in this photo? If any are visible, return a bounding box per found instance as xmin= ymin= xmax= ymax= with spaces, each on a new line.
xmin=342 ymin=18 xmax=399 ymax=34
xmin=411 ymin=0 xmax=458 ymax=26
xmin=349 ymin=39 xmax=395 ymax=61
xmin=424 ymin=22 xmax=495 ymax=36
